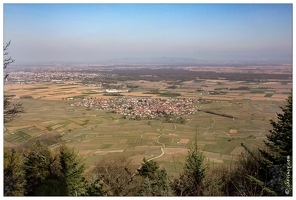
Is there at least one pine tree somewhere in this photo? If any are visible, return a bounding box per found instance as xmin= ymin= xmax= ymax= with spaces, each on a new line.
xmin=4 ymin=148 xmax=25 ymax=196
xmin=137 ymin=158 xmax=159 ymax=179
xmin=172 ymin=134 xmax=208 ymax=196
xmin=23 ymin=141 xmax=54 ymax=196
xmin=239 ymin=94 xmax=292 ymax=196
xmin=22 ymin=141 xmax=85 ymax=196
xmin=23 ymin=140 xmax=61 ymax=196
xmin=260 ymin=94 xmax=292 ymax=165
xmin=83 ymin=177 xmax=106 ymax=196
xmin=58 ymin=145 xmax=85 ymax=196
xmin=258 ymin=94 xmax=292 ymax=195
xmin=138 ymin=159 xmax=172 ymax=196
xmin=155 ymin=168 xmax=172 ymax=196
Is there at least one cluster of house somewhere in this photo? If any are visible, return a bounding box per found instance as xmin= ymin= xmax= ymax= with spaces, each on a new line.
xmin=5 ymin=70 xmax=113 ymax=84
xmin=71 ymin=97 xmax=199 ymax=120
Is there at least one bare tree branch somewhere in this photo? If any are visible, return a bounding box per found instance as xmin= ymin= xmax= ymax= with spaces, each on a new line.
xmin=3 ymin=41 xmax=24 ymax=124
xmin=3 ymin=41 xmax=15 ymax=70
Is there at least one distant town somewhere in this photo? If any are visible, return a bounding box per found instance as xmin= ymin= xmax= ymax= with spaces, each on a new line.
xmin=5 ymin=69 xmax=117 ymax=84
xmin=71 ymin=97 xmax=199 ymax=120
xmin=5 ymin=64 xmax=292 ymax=85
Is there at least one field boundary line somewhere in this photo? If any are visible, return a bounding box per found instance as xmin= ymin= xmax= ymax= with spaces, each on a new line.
xmin=223 ymin=131 xmax=233 ymax=139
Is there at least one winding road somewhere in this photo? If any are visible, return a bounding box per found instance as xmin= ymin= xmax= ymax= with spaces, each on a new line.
xmin=147 ymin=129 xmax=165 ymax=161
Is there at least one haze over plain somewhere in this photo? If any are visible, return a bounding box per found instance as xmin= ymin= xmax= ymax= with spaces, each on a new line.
xmin=3 ymin=3 xmax=293 ymax=64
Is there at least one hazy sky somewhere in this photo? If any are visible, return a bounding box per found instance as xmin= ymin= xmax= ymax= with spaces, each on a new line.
xmin=3 ymin=3 xmax=293 ymax=64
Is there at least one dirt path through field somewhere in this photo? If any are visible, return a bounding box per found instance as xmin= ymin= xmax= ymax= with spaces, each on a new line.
xmin=211 ymin=117 xmax=215 ymax=126
xmin=147 ymin=129 xmax=165 ymax=161
xmin=127 ymin=127 xmax=166 ymax=184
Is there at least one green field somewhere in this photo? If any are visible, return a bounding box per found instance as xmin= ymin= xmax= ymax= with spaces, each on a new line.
xmin=264 ymin=93 xmax=273 ymax=97
xmin=249 ymin=88 xmax=266 ymax=93
xmin=4 ymin=97 xmax=285 ymax=177
xmin=4 ymin=78 xmax=291 ymax=178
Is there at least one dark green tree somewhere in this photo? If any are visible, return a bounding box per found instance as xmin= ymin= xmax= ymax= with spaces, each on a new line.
xmin=22 ymin=141 xmax=85 ymax=196
xmin=22 ymin=140 xmax=58 ymax=196
xmin=137 ymin=158 xmax=172 ymax=196
xmin=4 ymin=148 xmax=25 ymax=196
xmin=140 ymin=168 xmax=172 ymax=196
xmin=260 ymin=94 xmax=292 ymax=165
xmin=238 ymin=94 xmax=292 ymax=196
xmin=171 ymin=134 xmax=208 ymax=196
xmin=137 ymin=158 xmax=159 ymax=179
xmin=58 ymin=145 xmax=86 ymax=196
xmin=83 ymin=177 xmax=106 ymax=196
xmin=259 ymin=94 xmax=292 ymax=195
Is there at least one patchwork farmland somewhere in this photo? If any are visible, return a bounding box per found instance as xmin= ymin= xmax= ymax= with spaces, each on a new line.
xmin=4 ymin=65 xmax=291 ymax=177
